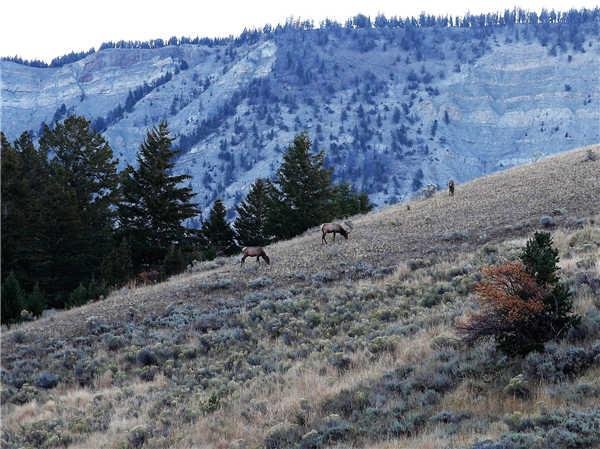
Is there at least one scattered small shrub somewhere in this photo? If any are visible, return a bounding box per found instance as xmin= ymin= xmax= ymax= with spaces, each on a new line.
xmin=249 ymin=276 xmax=273 ymax=288
xmin=502 ymin=411 xmax=534 ymax=432
xmin=369 ymin=336 xmax=397 ymax=354
xmin=318 ymin=414 xmax=354 ymax=445
xmin=539 ymin=215 xmax=556 ymax=227
xmin=264 ymin=422 xmax=302 ymax=449
xmin=408 ymin=259 xmax=429 ymax=271
xmin=127 ymin=425 xmax=148 ymax=448
xmin=576 ymin=257 xmax=597 ymax=270
xmin=74 ymin=359 xmax=99 ymax=387
xmin=329 ymin=352 xmax=352 ymax=372
xmin=136 ymin=348 xmax=158 ymax=366
xmin=322 ymin=388 xmax=370 ymax=417
xmin=12 ymin=330 xmax=28 ymax=344
xmin=568 ymin=227 xmax=600 ymax=248
xmin=552 ymin=208 xmax=567 ymax=216
xmin=567 ymin=308 xmax=600 ymax=341
xmin=584 ymin=148 xmax=598 ymax=162
xmin=203 ymin=278 xmax=233 ymax=290
xmin=311 ymin=271 xmax=338 ymax=285
xmin=299 ymin=429 xmax=321 ymax=449
xmin=303 ymin=310 xmax=322 ymax=327
xmin=472 ymin=410 xmax=600 ymax=449
xmin=194 ymin=314 xmax=224 ymax=333
xmin=420 ymin=183 xmax=438 ymax=199
xmin=523 ymin=343 xmax=598 ymax=382
xmin=35 ymin=371 xmax=59 ymax=389
xmin=430 ymin=410 xmax=471 ymax=424
xmin=503 ymin=374 xmax=530 ymax=398
xmin=431 ymin=335 xmax=461 ymax=350
xmin=201 ymin=392 xmax=221 ymax=414
xmin=420 ymin=292 xmax=442 ymax=307
xmin=442 ymin=231 xmax=469 ymax=242
xmin=104 ymin=334 xmax=125 ymax=351
xmin=139 ymin=366 xmax=158 ymax=381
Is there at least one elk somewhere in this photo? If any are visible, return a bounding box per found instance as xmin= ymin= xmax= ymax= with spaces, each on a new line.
xmin=241 ymin=246 xmax=270 ymax=266
xmin=448 ymin=179 xmax=455 ymax=197
xmin=321 ymin=222 xmax=350 ymax=245
xmin=137 ymin=269 xmax=160 ymax=285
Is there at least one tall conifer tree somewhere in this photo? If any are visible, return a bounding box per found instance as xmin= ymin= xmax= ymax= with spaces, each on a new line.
xmin=1 ymin=133 xmax=43 ymax=285
xmin=118 ymin=122 xmax=199 ymax=268
xmin=332 ymin=181 xmax=373 ymax=218
xmin=234 ymin=178 xmax=272 ymax=247
xmin=38 ymin=116 xmax=118 ymax=303
xmin=267 ymin=133 xmax=334 ymax=240
xmin=202 ymin=199 xmax=238 ymax=256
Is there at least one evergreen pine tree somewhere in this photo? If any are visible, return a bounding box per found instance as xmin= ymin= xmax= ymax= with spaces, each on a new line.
xmin=163 ymin=245 xmax=187 ymax=275
xmin=234 ymin=178 xmax=272 ymax=247
xmin=357 ymin=192 xmax=373 ymax=213
xmin=520 ymin=232 xmax=579 ymax=339
xmin=331 ymin=182 xmax=374 ymax=218
xmin=86 ymin=276 xmax=106 ymax=302
xmin=202 ymin=199 xmax=238 ymax=256
xmin=332 ymin=182 xmax=356 ymax=218
xmin=40 ymin=115 xmax=118 ymax=251
xmin=267 ymin=133 xmax=334 ymax=240
xmin=101 ymin=239 xmax=134 ymax=287
xmin=38 ymin=173 xmax=88 ymax=305
xmin=1 ymin=133 xmax=45 ymax=286
xmin=118 ymin=122 xmax=199 ymax=268
xmin=1 ymin=272 xmax=25 ymax=324
xmin=67 ymin=283 xmax=89 ymax=309
xmin=1 ymin=134 xmax=20 ymax=282
xmin=1 ymin=132 xmax=73 ymax=305
xmin=38 ymin=116 xmax=119 ymax=303
xmin=521 ymin=232 xmax=560 ymax=285
xmin=25 ymin=283 xmax=46 ymax=317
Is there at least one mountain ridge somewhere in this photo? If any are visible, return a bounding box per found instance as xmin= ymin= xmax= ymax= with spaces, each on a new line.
xmin=2 ymin=12 xmax=599 ymax=215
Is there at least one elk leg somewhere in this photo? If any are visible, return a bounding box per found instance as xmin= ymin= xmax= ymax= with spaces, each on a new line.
xmin=322 ymin=232 xmax=327 ymax=245
xmin=241 ymin=255 xmax=247 ymax=266
xmin=333 ymin=232 xmax=336 ymax=242
xmin=256 ymin=256 xmax=260 ymax=265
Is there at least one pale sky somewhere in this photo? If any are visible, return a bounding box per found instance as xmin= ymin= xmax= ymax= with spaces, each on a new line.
xmin=1 ymin=0 xmax=598 ymax=62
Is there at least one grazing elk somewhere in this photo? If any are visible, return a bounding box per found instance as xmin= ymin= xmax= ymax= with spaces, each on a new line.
xmin=137 ymin=269 xmax=160 ymax=285
xmin=448 ymin=179 xmax=455 ymax=197
xmin=321 ymin=222 xmax=350 ymax=245
xmin=241 ymin=246 xmax=270 ymax=266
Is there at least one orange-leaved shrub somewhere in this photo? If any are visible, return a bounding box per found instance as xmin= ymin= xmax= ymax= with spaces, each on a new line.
xmin=458 ymin=232 xmax=579 ymax=356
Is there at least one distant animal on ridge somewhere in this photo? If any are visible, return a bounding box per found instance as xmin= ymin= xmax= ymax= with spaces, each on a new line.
xmin=241 ymin=246 xmax=270 ymax=266
xmin=321 ymin=222 xmax=350 ymax=244
xmin=448 ymin=179 xmax=455 ymax=197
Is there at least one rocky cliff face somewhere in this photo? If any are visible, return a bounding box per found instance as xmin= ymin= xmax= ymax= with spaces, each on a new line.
xmin=2 ymin=22 xmax=599 ymax=214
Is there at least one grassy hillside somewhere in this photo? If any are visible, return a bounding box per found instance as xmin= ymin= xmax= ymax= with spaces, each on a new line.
xmin=1 ymin=145 xmax=599 ymax=449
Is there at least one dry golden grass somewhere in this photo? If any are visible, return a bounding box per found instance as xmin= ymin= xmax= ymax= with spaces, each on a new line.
xmin=173 ymin=328 xmax=440 ymax=449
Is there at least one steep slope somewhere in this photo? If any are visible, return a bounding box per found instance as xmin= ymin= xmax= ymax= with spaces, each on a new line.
xmin=2 ymin=20 xmax=599 ymax=213
xmin=1 ymin=146 xmax=599 ymax=449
